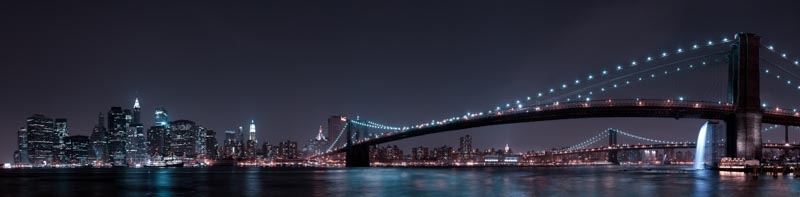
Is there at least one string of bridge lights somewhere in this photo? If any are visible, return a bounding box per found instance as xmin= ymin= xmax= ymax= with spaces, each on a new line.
xmin=760 ymin=61 xmax=800 ymax=113
xmin=611 ymin=128 xmax=691 ymax=144
xmin=349 ymin=37 xmax=733 ymax=135
xmin=563 ymin=130 xmax=609 ymax=151
xmin=527 ymin=37 xmax=731 ymax=104
xmin=326 ymin=122 xmax=350 ymax=152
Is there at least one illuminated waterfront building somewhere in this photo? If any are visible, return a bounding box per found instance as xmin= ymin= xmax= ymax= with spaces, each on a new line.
xmin=26 ymin=114 xmax=56 ymax=165
xmin=107 ymin=107 xmax=128 ymax=165
xmin=147 ymin=126 xmax=168 ymax=156
xmin=63 ymin=135 xmax=90 ymax=166
xmin=14 ymin=127 xmax=29 ymax=165
xmin=89 ymin=113 xmax=108 ymax=163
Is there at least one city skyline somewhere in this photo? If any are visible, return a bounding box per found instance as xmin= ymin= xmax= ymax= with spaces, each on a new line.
xmin=3 ymin=1 xmax=800 ymax=164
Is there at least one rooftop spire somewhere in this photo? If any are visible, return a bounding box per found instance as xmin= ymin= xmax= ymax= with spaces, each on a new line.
xmin=316 ymin=125 xmax=326 ymax=141
xmin=133 ymin=98 xmax=140 ymax=109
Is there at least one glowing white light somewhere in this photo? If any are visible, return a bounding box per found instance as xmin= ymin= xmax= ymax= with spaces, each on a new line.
xmin=527 ymin=96 xmax=531 ymax=100
xmin=678 ymin=96 xmax=684 ymax=101
xmin=601 ymin=88 xmax=606 ymax=91
xmin=613 ymin=84 xmax=618 ymax=88
xmin=782 ymin=53 xmax=788 ymax=58
xmin=768 ymin=45 xmax=774 ymax=51
xmin=707 ymin=41 xmax=713 ymax=45
xmin=561 ymin=84 xmax=567 ymax=88
xmin=575 ymin=79 xmax=580 ymax=84
xmin=661 ymin=52 xmax=668 ymax=57
xmin=538 ymin=93 xmax=543 ymax=97
xmin=646 ymin=57 xmax=653 ymax=61
xmin=795 ymin=61 xmax=799 ymax=65
xmin=616 ymin=65 xmax=623 ymax=70
xmin=651 ymin=74 xmax=655 ymax=78
xmin=692 ymin=44 xmax=699 ymax=49
xmin=722 ymin=38 xmax=729 ymax=42
xmin=549 ymin=88 xmax=554 ymax=92
xmin=677 ymin=48 xmax=683 ymax=53
xmin=631 ymin=61 xmax=637 ymax=66
xmin=588 ymin=75 xmax=594 ymax=80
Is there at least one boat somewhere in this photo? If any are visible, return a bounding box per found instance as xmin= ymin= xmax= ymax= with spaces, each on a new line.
xmin=164 ymin=153 xmax=184 ymax=167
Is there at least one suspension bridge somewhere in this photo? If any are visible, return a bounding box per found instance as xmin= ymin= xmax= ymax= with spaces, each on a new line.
xmin=312 ymin=33 xmax=800 ymax=167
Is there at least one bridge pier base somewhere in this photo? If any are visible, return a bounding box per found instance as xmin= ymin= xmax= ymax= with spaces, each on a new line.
xmin=725 ymin=113 xmax=762 ymax=160
xmin=345 ymin=144 xmax=370 ymax=167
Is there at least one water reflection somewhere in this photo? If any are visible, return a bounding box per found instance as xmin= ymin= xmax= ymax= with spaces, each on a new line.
xmin=2 ymin=166 xmax=800 ymax=196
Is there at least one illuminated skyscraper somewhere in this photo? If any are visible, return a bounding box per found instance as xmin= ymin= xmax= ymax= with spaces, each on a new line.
xmin=249 ymin=120 xmax=257 ymax=142
xmin=54 ymin=118 xmax=68 ymax=163
xmin=14 ymin=127 xmax=29 ymax=165
xmin=155 ymin=108 xmax=169 ymax=127
xmin=147 ymin=126 xmax=168 ymax=156
xmin=327 ymin=115 xmax=347 ymax=142
xmin=26 ymin=114 xmax=56 ymax=165
xmin=127 ymin=98 xmax=147 ymax=166
xmin=63 ymin=135 xmax=90 ymax=166
xmin=107 ymin=107 xmax=127 ymax=166
xmin=89 ymin=113 xmax=108 ymax=163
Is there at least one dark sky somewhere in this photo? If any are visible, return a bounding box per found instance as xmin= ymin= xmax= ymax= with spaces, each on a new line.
xmin=2 ymin=1 xmax=800 ymax=162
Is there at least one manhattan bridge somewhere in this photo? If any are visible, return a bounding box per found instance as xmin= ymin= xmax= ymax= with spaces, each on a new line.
xmin=311 ymin=33 xmax=800 ymax=167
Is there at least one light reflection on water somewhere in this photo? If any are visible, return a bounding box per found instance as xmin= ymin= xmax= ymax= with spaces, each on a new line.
xmin=0 ymin=166 xmax=799 ymax=196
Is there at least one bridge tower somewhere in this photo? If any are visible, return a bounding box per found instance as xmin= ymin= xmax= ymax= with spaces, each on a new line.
xmin=726 ymin=32 xmax=762 ymax=160
xmin=345 ymin=121 xmax=370 ymax=167
xmin=607 ymin=129 xmax=619 ymax=164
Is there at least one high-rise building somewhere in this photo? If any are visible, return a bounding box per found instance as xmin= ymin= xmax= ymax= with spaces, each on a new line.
xmin=147 ymin=126 xmax=168 ymax=156
xmin=169 ymin=120 xmax=197 ymax=158
xmin=133 ymin=98 xmax=141 ymax=124
xmin=107 ymin=107 xmax=128 ymax=165
xmin=26 ymin=114 xmax=56 ymax=165
xmin=201 ymin=129 xmax=218 ymax=160
xmin=249 ymin=120 xmax=257 ymax=142
xmin=89 ymin=113 xmax=108 ymax=164
xmin=459 ymin=135 xmax=473 ymax=160
xmin=126 ymin=98 xmax=147 ymax=166
xmin=222 ymin=130 xmax=237 ymax=159
xmin=14 ymin=127 xmax=29 ymax=165
xmin=327 ymin=115 xmax=347 ymax=143
xmin=63 ymin=135 xmax=90 ymax=166
xmin=155 ymin=107 xmax=168 ymax=127
xmin=302 ymin=125 xmax=328 ymax=157
xmin=53 ymin=119 xmax=68 ymax=164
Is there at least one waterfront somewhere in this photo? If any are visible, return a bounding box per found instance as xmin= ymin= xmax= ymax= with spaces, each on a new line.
xmin=1 ymin=166 xmax=798 ymax=196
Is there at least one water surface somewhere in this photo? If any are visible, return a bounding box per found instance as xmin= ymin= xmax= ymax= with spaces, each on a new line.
xmin=1 ymin=166 xmax=797 ymax=196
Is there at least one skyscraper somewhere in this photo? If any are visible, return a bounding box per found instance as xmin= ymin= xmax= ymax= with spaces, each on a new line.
xmin=459 ymin=134 xmax=473 ymax=160
xmin=89 ymin=112 xmax=108 ymax=164
xmin=107 ymin=107 xmax=128 ymax=165
xmin=147 ymin=126 xmax=168 ymax=156
xmin=222 ymin=130 xmax=237 ymax=159
xmin=249 ymin=120 xmax=256 ymax=142
xmin=126 ymin=98 xmax=147 ymax=166
xmin=54 ymin=118 xmax=68 ymax=164
xmin=26 ymin=114 xmax=55 ymax=165
xmin=169 ymin=120 xmax=197 ymax=158
xmin=14 ymin=127 xmax=29 ymax=165
xmin=155 ymin=107 xmax=168 ymax=127
xmin=327 ymin=115 xmax=347 ymax=142
xmin=133 ymin=98 xmax=141 ymax=124
xmin=63 ymin=135 xmax=90 ymax=166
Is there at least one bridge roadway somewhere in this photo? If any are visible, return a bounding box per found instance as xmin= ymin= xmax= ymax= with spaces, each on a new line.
xmin=316 ymin=99 xmax=800 ymax=157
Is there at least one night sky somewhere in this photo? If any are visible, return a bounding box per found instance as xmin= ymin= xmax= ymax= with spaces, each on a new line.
xmin=2 ymin=1 xmax=800 ymax=163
